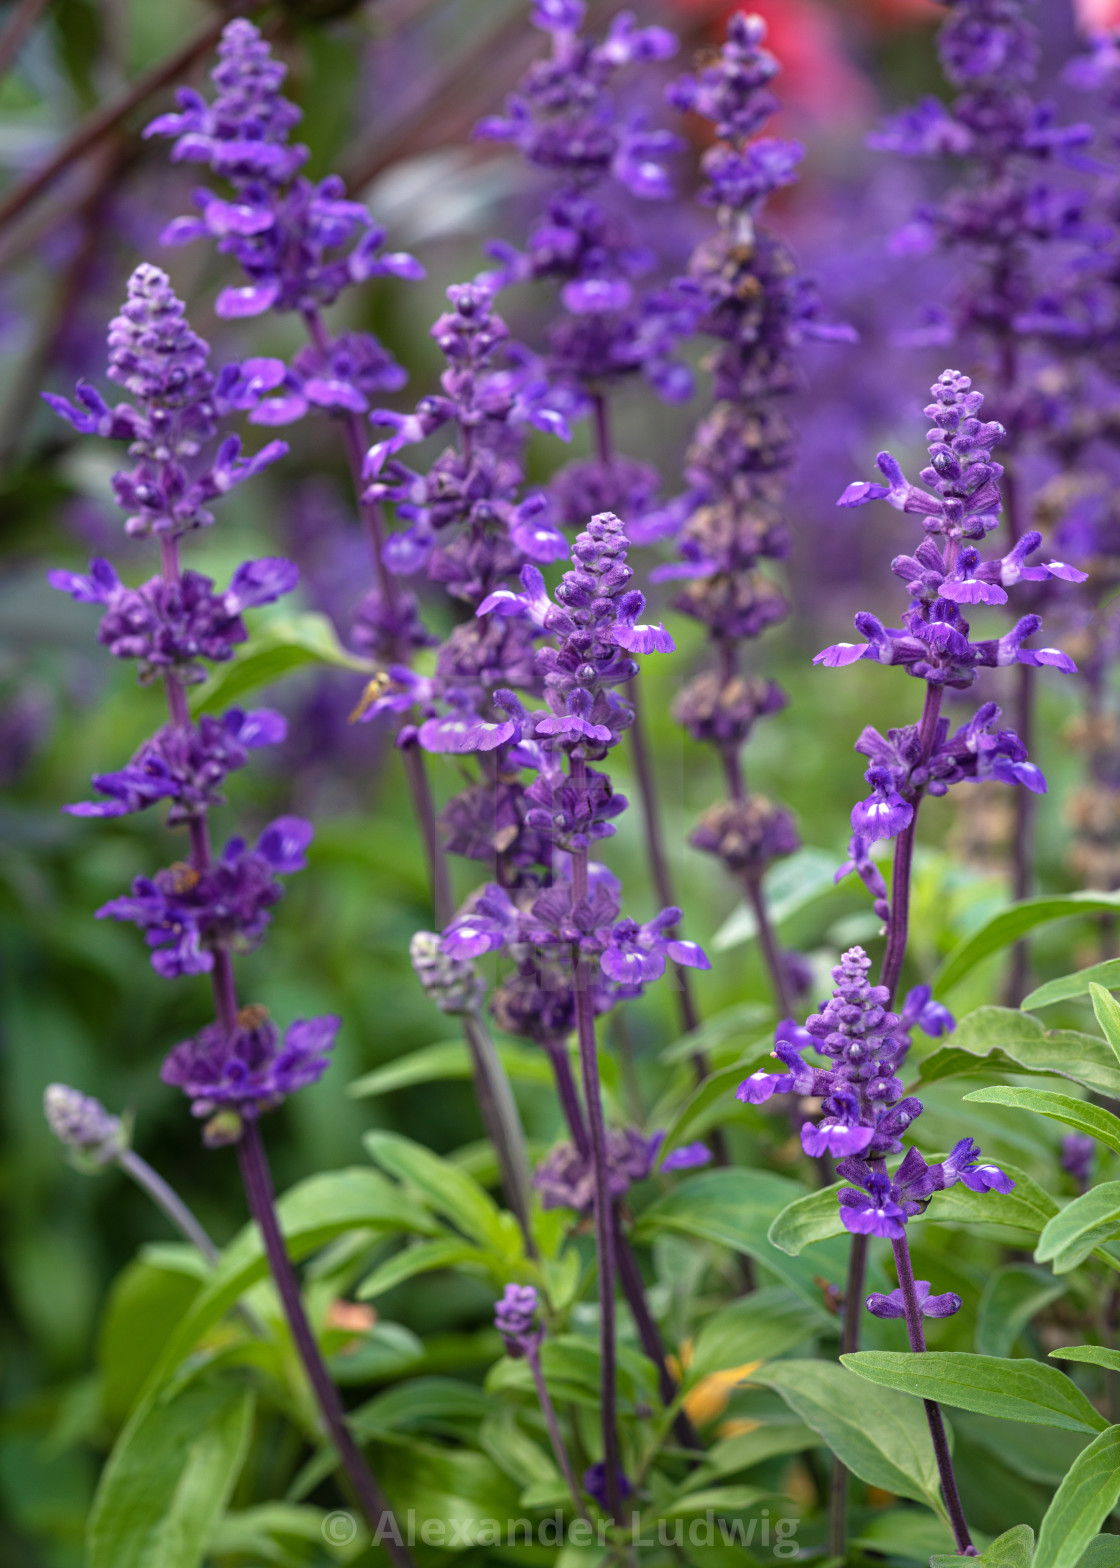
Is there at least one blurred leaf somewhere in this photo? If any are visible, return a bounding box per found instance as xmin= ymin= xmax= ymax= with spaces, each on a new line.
xmin=976 ymin=1267 xmax=1067 ymax=1359
xmin=659 ymin=1003 xmax=771 ymax=1066
xmin=931 ymin=1523 xmax=1034 ymax=1567
xmin=841 ymin=1351 xmax=1107 ymax=1434
xmin=633 ymin=1169 xmax=853 ymax=1305
xmin=479 ymin=1411 xmax=559 ymax=1488
xmin=1024 ymin=963 xmax=1120 ymax=1011
xmin=935 ymin=896 xmax=1120 ymax=995
xmin=754 ymin=1359 xmax=941 ymax=1511
xmin=364 ymin=1131 xmax=518 ymax=1254
xmin=1078 ymin=1537 xmax=1120 ymax=1567
xmin=688 ymin=1287 xmax=826 ymax=1381
xmin=661 ymin=1486 xmax=771 ymax=1516
xmin=350 ymin=1378 xmax=493 ymax=1440
xmin=1035 ymin=1184 xmax=1120 ymax=1274
xmin=964 ymin=1086 xmax=1120 ymax=1157
xmin=192 ymin=613 xmax=373 ymax=715
xmin=695 ymin=1422 xmax=821 ymax=1482
xmin=207 ymin=1503 xmax=340 ymax=1564
xmin=98 ymin=1259 xmax=203 ymax=1424
xmin=88 ymin=1379 xmax=254 ymax=1568
xmin=712 ymin=849 xmax=840 ymax=952
xmin=1034 ymin=1426 xmax=1120 ymax=1568
xmin=357 ymin=1237 xmax=493 ymax=1300
xmin=913 ymin=1008 xmax=1120 ymax=1098
xmin=349 ymin=1039 xmax=553 ymax=1099
xmin=857 ymin=1508 xmax=956 ymax=1562
xmin=657 ymin=1053 xmax=772 ymax=1154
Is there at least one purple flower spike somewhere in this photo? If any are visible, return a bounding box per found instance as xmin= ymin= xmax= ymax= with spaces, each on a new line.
xmin=866 ymin=1282 xmax=962 ymax=1320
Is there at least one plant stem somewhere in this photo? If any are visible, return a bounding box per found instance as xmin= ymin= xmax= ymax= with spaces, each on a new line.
xmin=119 ymin=1147 xmax=219 ymax=1264
xmin=464 ymin=1009 xmax=536 ymax=1254
xmin=891 ymin=1230 xmax=976 ymax=1556
xmin=572 ymin=944 xmax=624 ymax=1514
xmin=238 ymin=1119 xmax=414 ymax=1564
xmin=1000 ymin=456 xmax=1035 ymax=1004
xmin=527 ymin=1342 xmax=589 ymax=1519
xmin=724 ymin=731 xmax=794 ymax=1020
xmin=880 ymin=682 xmax=943 ymax=1006
xmin=826 ymin=1232 xmax=869 ymax=1557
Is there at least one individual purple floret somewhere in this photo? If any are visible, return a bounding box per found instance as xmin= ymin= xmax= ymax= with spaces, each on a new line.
xmin=45 ymin=265 xmax=287 ymax=539
xmin=494 ymin=1283 xmax=542 ymax=1357
xmin=161 ymin=1006 xmax=338 ymax=1123
xmin=49 ymin=556 xmax=297 ymax=682
xmin=145 ymin=19 xmax=422 ymax=324
xmin=97 ymin=816 xmax=313 ymax=976
xmin=866 ymin=1281 xmax=962 ymax=1320
xmin=65 ymin=708 xmax=287 ymax=822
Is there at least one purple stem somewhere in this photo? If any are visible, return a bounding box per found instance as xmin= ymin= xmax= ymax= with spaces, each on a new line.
xmin=526 ymin=1342 xmax=589 ymax=1519
xmin=828 ymin=679 xmax=942 ymax=1558
xmin=723 ymin=713 xmax=794 ymax=1021
xmin=158 ymin=543 xmax=409 ymax=1551
xmin=238 ymin=1119 xmax=414 ymax=1563
xmin=999 ymin=415 xmax=1034 ymax=1004
xmin=825 ymin=1231 xmax=869 ymax=1557
xmin=891 ymin=1230 xmax=976 ymax=1556
xmin=880 ymin=682 xmax=943 ymax=1007
xmin=570 ymin=756 xmax=623 ymax=1516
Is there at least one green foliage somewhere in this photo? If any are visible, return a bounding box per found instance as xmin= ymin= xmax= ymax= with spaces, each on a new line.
xmin=88 ymin=1378 xmax=254 ymax=1568
xmin=963 ymin=1086 xmax=1120 ymax=1157
xmin=192 ymin=612 xmax=374 ymax=715
xmin=1034 ymin=1428 xmax=1120 ymax=1568
xmin=840 ymin=1352 xmax=1108 ymax=1434
xmin=1035 ymin=1185 xmax=1120 ymax=1274
xmin=935 ymin=896 xmax=1120 ymax=994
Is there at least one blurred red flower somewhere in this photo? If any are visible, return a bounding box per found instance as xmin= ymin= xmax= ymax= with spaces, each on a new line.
xmin=1073 ymin=0 xmax=1120 ymax=30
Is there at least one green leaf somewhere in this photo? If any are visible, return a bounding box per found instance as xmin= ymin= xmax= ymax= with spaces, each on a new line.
xmin=207 ymin=1504 xmax=337 ymax=1563
xmin=931 ymin=1523 xmax=1034 ymax=1568
xmin=912 ymin=1007 xmax=1120 ymax=1098
xmin=840 ymin=1351 xmax=1107 ymax=1434
xmin=88 ymin=1379 xmax=254 ymax=1568
xmin=1078 ymin=1537 xmax=1120 ymax=1568
xmin=632 ymin=1169 xmax=854 ymax=1305
xmin=192 ymin=611 xmax=374 ymax=715
xmin=1024 ymin=961 xmax=1120 ymax=1012
xmin=696 ymin=1423 xmax=821 ymax=1482
xmin=964 ymin=1086 xmax=1120 ymax=1157
xmin=350 ymin=1378 xmax=493 ymax=1439
xmin=364 ymin=1132 xmax=516 ymax=1253
xmin=858 ymin=1509 xmax=956 ymax=1563
xmin=661 ymin=1486 xmax=771 ymax=1517
xmin=712 ymin=848 xmax=841 ymax=952
xmin=657 ymin=1054 xmax=771 ymax=1155
xmin=767 ymin=1158 xmax=1057 ymax=1256
xmin=98 ymin=1259 xmax=203 ymax=1422
xmin=146 ymin=1168 xmax=437 ymax=1399
xmin=753 ymin=1359 xmax=941 ymax=1512
xmin=935 ymin=895 xmax=1120 ymax=995
xmin=1035 ymin=1426 xmax=1120 ymax=1568
xmin=976 ymin=1266 xmax=1067 ymax=1359
xmin=688 ymin=1287 xmax=827 ymax=1381
xmin=357 ymin=1238 xmax=492 ymax=1300
xmin=659 ymin=1002 xmax=770 ymax=1066
xmin=1051 ymin=1345 xmax=1120 ymax=1375
xmin=1092 ymin=984 xmax=1120 ymax=1067
xmin=1036 ymin=1184 xmax=1120 ymax=1274
xmin=348 ymin=1039 xmax=553 ymax=1099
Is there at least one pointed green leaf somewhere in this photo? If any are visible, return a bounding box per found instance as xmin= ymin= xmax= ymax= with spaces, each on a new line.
xmin=841 ymin=1351 xmax=1107 ymax=1434
xmin=1051 ymin=1345 xmax=1120 ymax=1375
xmin=912 ymin=1007 xmax=1120 ymax=1098
xmin=1024 ymin=961 xmax=1120 ymax=1011
xmin=1078 ymin=1537 xmax=1120 ymax=1568
xmin=357 ymin=1238 xmax=492 ymax=1300
xmin=1091 ymin=984 xmax=1120 ymax=1067
xmin=192 ymin=611 xmax=374 ymax=714
xmin=364 ymin=1131 xmax=514 ymax=1253
xmin=632 ymin=1169 xmax=853 ymax=1305
xmin=976 ymin=1266 xmax=1067 ymax=1359
xmin=1035 ymin=1426 xmax=1120 ymax=1568
xmin=348 ymin=1038 xmax=554 ymax=1099
xmin=1036 ymin=1184 xmax=1120 ymax=1274
xmin=688 ymin=1287 xmax=827 ymax=1381
xmin=753 ymin=1359 xmax=941 ymax=1512
xmin=964 ymin=1086 xmax=1120 ymax=1157
xmin=89 ymin=1379 xmax=254 ymax=1568
xmin=931 ymin=1523 xmax=1034 ymax=1568
xmin=935 ymin=895 xmax=1120 ymax=995
xmin=712 ymin=847 xmax=841 ymax=951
